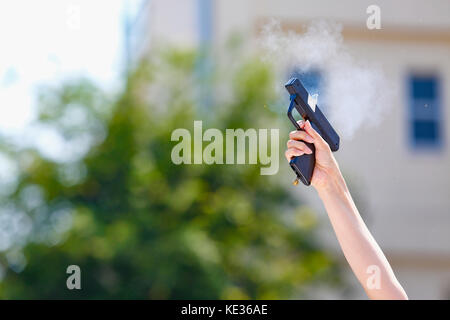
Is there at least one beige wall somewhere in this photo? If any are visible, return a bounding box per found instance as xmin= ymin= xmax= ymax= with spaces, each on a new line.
xmin=337 ymin=38 xmax=450 ymax=299
xmin=134 ymin=0 xmax=450 ymax=299
xmin=217 ymin=0 xmax=450 ymax=299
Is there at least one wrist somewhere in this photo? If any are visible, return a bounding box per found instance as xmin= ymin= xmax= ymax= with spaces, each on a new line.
xmin=316 ymin=164 xmax=348 ymax=198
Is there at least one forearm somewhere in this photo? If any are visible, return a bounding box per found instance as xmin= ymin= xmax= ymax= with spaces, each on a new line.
xmin=317 ymin=168 xmax=408 ymax=300
xmin=287 ymin=120 xmax=407 ymax=299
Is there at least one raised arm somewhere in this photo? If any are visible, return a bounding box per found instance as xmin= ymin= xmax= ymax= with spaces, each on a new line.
xmin=285 ymin=120 xmax=408 ymax=300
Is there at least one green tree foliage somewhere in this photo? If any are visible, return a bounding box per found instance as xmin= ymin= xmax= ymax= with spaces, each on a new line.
xmin=0 ymin=49 xmax=340 ymax=299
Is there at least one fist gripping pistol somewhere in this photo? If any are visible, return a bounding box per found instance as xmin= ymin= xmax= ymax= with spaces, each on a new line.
xmin=285 ymin=78 xmax=340 ymax=186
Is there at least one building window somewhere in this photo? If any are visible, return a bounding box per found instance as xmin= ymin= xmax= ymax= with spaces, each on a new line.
xmin=408 ymin=74 xmax=442 ymax=149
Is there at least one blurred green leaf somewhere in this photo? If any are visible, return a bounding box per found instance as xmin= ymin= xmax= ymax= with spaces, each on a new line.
xmin=0 ymin=48 xmax=341 ymax=299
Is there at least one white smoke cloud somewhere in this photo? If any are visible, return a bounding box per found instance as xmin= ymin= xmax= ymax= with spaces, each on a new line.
xmin=259 ymin=19 xmax=391 ymax=139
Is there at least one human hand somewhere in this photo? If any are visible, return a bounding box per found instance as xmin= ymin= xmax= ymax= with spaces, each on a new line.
xmin=285 ymin=120 xmax=341 ymax=192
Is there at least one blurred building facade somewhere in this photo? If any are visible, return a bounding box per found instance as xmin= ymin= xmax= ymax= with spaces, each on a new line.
xmin=127 ymin=0 xmax=450 ymax=299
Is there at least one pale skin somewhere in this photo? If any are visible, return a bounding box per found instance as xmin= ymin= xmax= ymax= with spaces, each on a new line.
xmin=285 ymin=120 xmax=408 ymax=300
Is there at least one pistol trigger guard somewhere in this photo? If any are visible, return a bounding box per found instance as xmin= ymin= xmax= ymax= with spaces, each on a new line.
xmin=287 ymin=94 xmax=302 ymax=130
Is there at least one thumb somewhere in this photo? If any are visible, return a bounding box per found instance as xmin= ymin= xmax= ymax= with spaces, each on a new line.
xmin=304 ymin=120 xmax=329 ymax=150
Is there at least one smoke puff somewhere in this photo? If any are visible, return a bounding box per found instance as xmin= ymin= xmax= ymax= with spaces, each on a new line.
xmin=259 ymin=19 xmax=390 ymax=139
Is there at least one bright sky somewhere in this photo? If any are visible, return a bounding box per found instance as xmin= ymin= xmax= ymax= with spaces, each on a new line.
xmin=0 ymin=0 xmax=135 ymax=135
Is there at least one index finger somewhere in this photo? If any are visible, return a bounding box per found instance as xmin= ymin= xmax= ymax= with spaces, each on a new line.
xmin=289 ymin=130 xmax=314 ymax=143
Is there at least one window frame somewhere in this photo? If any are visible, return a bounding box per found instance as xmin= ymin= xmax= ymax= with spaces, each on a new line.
xmin=406 ymin=72 xmax=444 ymax=151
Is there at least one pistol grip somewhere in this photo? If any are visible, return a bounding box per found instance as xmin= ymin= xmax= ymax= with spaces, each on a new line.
xmin=289 ymin=135 xmax=315 ymax=186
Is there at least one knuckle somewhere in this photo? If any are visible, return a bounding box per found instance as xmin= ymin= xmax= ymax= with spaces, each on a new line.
xmin=296 ymin=141 xmax=305 ymax=149
xmin=291 ymin=131 xmax=306 ymax=141
xmin=286 ymin=140 xmax=293 ymax=148
xmin=290 ymin=131 xmax=299 ymax=138
xmin=287 ymin=140 xmax=298 ymax=148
